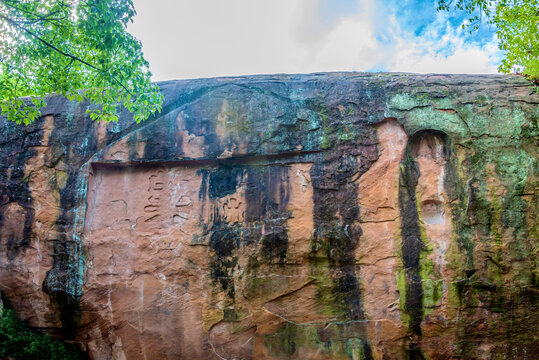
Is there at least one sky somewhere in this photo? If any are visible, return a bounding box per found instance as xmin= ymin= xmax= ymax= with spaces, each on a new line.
xmin=128 ymin=0 xmax=501 ymax=81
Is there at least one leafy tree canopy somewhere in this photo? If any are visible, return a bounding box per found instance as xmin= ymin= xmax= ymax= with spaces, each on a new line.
xmin=438 ymin=0 xmax=539 ymax=82
xmin=0 ymin=0 xmax=163 ymax=125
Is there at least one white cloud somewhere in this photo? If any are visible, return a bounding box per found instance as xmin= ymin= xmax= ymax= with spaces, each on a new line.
xmin=128 ymin=0 xmax=500 ymax=80
xmin=385 ymin=9 xmax=500 ymax=74
xmin=389 ymin=38 xmax=499 ymax=74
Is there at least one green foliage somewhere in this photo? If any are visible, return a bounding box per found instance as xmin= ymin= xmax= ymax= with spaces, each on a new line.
xmin=438 ymin=0 xmax=539 ymax=82
xmin=0 ymin=308 xmax=83 ymax=359
xmin=0 ymin=0 xmax=163 ymax=125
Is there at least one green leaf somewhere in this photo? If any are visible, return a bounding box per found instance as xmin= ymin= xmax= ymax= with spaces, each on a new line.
xmin=0 ymin=0 xmax=163 ymax=125
xmin=437 ymin=0 xmax=539 ymax=82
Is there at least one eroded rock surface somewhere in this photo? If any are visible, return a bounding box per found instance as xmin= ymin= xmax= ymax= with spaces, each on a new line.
xmin=1 ymin=73 xmax=538 ymax=359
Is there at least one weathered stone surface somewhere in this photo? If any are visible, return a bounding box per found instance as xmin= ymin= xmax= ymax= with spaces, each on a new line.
xmin=0 ymin=73 xmax=538 ymax=359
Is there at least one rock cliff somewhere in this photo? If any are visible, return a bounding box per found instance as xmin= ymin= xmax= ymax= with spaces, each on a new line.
xmin=0 ymin=73 xmax=538 ymax=359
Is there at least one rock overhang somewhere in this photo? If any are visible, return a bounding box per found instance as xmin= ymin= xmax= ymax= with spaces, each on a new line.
xmin=0 ymin=72 xmax=538 ymax=359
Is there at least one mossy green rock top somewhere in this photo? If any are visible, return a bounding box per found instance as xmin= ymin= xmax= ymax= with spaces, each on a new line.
xmin=0 ymin=73 xmax=537 ymax=359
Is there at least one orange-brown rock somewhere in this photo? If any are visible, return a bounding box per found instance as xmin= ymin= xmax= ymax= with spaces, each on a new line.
xmin=1 ymin=73 xmax=538 ymax=359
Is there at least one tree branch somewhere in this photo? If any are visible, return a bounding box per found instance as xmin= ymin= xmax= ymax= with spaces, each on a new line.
xmin=0 ymin=12 xmax=133 ymax=96
xmin=0 ymin=0 xmax=67 ymax=24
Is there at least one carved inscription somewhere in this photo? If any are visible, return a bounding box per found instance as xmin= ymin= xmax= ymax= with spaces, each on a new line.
xmin=174 ymin=195 xmax=192 ymax=226
xmin=221 ymin=197 xmax=243 ymax=223
xmin=144 ymin=170 xmax=165 ymax=226
xmin=87 ymin=166 xmax=204 ymax=243
xmin=296 ymin=168 xmax=311 ymax=192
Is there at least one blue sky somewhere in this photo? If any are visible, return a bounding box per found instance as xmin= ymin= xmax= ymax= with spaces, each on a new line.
xmin=128 ymin=0 xmax=501 ymax=81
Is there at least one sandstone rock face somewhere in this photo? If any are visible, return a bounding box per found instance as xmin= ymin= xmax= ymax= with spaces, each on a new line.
xmin=0 ymin=73 xmax=538 ymax=359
